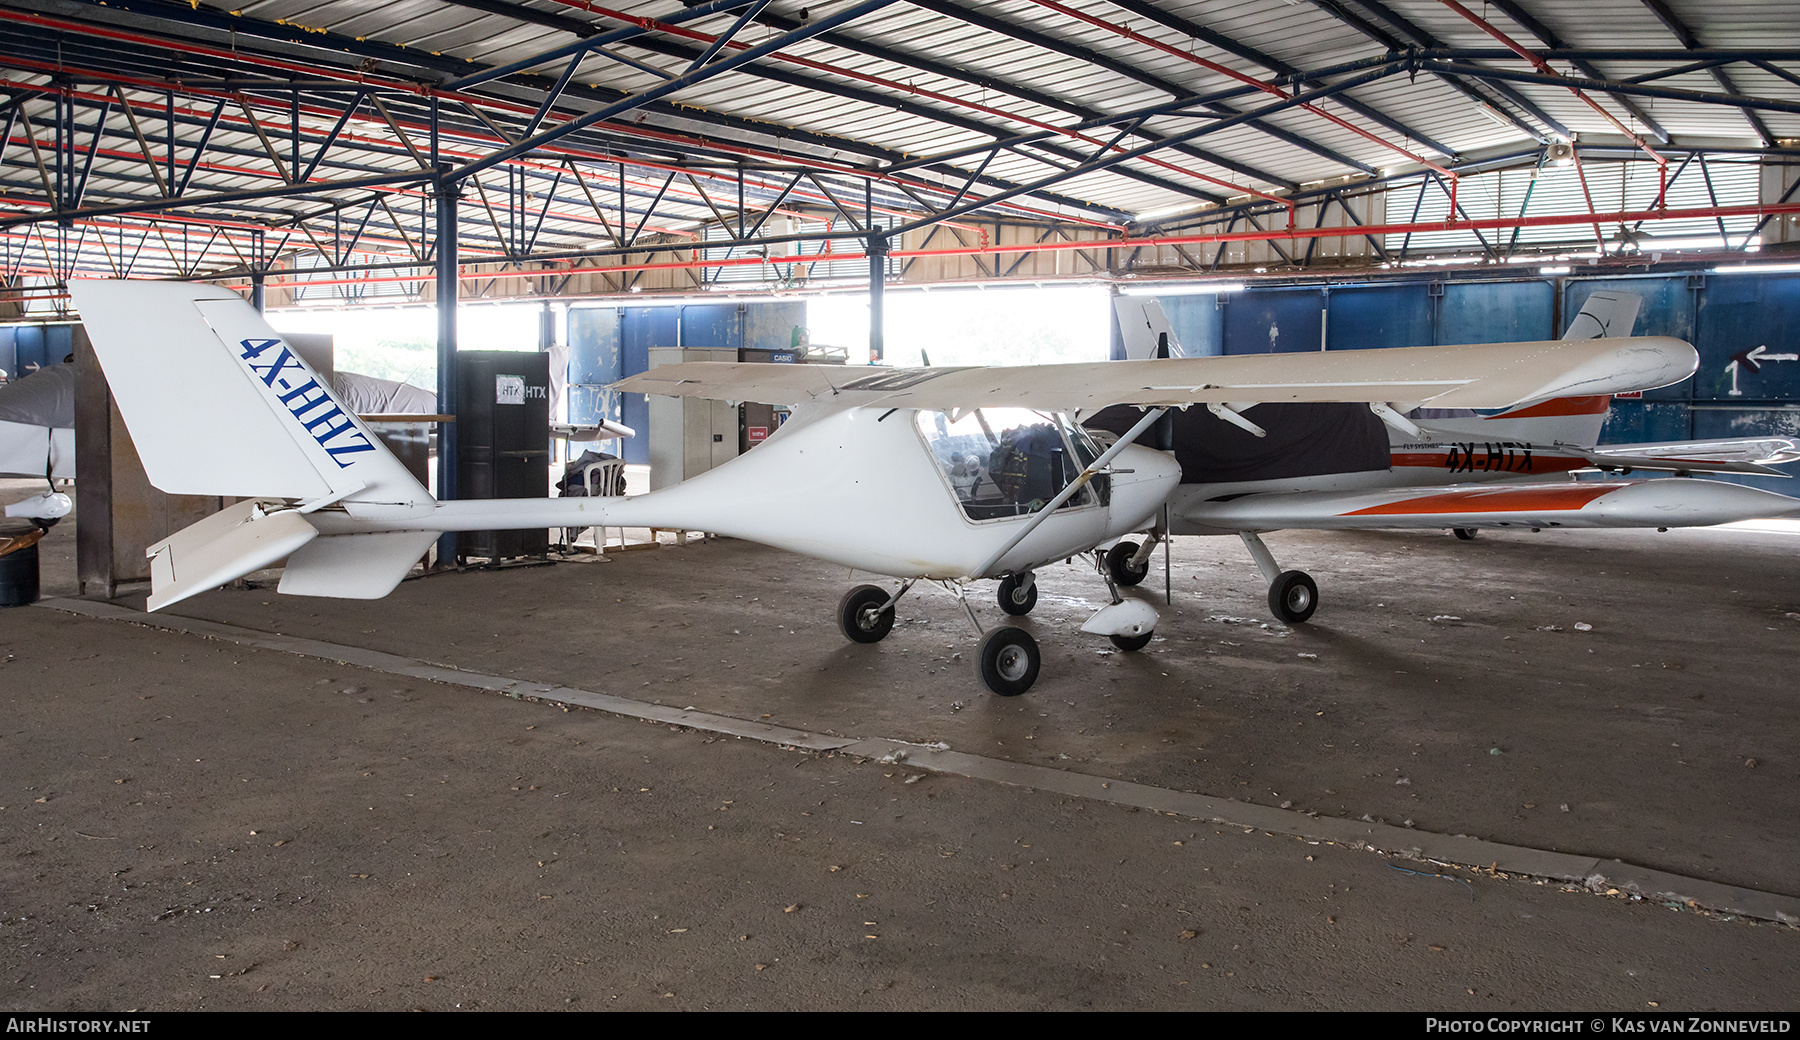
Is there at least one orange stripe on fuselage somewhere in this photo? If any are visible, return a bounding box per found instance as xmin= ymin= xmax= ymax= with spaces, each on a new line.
xmin=1486 ymin=395 xmax=1612 ymax=419
xmin=1342 ymin=484 xmax=1623 ymax=516
xmin=1389 ymin=452 xmax=1588 ymax=473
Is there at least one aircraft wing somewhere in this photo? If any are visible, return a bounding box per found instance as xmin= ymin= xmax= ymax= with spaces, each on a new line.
xmin=1576 ymin=437 xmax=1800 ymax=477
xmin=1177 ymin=478 xmax=1800 ymax=533
xmin=611 ymin=336 xmax=1697 ymax=413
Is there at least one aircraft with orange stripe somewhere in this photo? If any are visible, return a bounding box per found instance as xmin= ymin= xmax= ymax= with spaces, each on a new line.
xmin=1095 ymin=292 xmax=1800 ymax=624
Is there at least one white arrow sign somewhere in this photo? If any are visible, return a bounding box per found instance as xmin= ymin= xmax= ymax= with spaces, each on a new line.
xmin=1726 ymin=345 xmax=1799 ymax=395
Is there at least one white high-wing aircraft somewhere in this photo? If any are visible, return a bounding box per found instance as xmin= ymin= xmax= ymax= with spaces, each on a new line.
xmin=1098 ymin=294 xmax=1800 ymax=624
xmin=70 ymin=280 xmax=1701 ymax=695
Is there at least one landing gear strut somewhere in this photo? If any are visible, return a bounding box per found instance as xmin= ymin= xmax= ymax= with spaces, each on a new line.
xmin=1081 ymin=544 xmax=1158 ymax=653
xmin=1240 ymin=532 xmax=1318 ymax=624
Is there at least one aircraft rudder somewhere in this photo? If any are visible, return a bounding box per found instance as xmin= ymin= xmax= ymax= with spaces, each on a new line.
xmin=68 ymin=280 xmax=431 ymax=516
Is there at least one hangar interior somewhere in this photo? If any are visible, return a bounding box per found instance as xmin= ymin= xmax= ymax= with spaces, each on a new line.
xmin=2 ymin=0 xmax=1799 ymax=1011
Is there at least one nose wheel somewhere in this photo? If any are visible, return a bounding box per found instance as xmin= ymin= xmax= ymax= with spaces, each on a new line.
xmin=997 ymin=571 xmax=1037 ymax=615
xmin=1104 ymin=541 xmax=1150 ymax=587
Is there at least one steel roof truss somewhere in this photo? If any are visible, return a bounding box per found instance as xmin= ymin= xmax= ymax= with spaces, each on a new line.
xmin=299 ymin=93 xmax=365 ymax=187
xmin=626 ymin=169 xmax=675 ymax=249
xmin=1637 ymin=0 xmax=1774 ymax=147
xmin=450 ymin=0 xmax=906 ymax=185
xmin=110 ymin=84 xmax=169 ymax=196
xmin=367 ymin=96 xmax=430 ymax=171
xmin=233 ymin=95 xmax=290 ymax=184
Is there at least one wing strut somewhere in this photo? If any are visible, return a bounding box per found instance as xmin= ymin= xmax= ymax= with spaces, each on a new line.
xmin=975 ymin=407 xmax=1169 ymax=578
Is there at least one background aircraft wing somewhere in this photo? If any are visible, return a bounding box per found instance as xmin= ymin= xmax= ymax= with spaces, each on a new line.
xmin=612 ymin=336 xmax=1696 ymax=413
xmin=1576 ymin=437 xmax=1800 ymax=477
xmin=1177 ymin=478 xmax=1800 ymax=533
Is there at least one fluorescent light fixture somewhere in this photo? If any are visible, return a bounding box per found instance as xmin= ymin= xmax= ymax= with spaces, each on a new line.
xmin=1711 ymin=262 xmax=1800 ymax=275
xmin=1135 ymin=202 xmax=1210 ymax=222
xmin=1118 ymin=281 xmax=1245 ymax=296
xmin=1632 ymin=234 xmax=1761 ymax=252
xmin=1540 ymin=265 xmax=1572 ymax=274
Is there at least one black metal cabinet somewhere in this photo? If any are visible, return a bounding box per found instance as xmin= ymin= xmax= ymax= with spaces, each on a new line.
xmin=456 ymin=351 xmax=550 ymax=560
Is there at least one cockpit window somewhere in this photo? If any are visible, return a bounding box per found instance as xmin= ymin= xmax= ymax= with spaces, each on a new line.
xmin=916 ymin=408 xmax=1102 ymax=521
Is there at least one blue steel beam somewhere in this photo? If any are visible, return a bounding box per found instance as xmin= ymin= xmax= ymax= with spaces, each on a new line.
xmin=447 ymin=0 xmax=906 ymax=185
xmin=908 ymin=0 xmax=1373 ymax=178
xmin=443 ymin=0 xmax=761 ymax=91
xmin=1096 ymin=0 xmax=1459 ymax=159
xmin=1327 ymin=0 xmax=1571 ymax=137
xmin=1483 ymin=0 xmax=1670 ymax=144
xmin=887 ymin=66 xmax=1400 ymax=237
xmin=1638 ymin=0 xmax=1774 ymax=147
xmin=1423 ymin=62 xmax=1800 ymax=116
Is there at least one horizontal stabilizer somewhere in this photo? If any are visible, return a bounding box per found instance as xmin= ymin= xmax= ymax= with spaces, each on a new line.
xmin=145 ymin=499 xmax=319 ymax=612
xmin=277 ymin=530 xmax=439 ymax=600
xmin=1180 ymin=478 xmax=1800 ymax=533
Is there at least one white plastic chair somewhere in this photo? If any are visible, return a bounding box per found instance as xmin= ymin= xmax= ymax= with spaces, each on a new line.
xmin=579 ymin=458 xmax=626 ymax=551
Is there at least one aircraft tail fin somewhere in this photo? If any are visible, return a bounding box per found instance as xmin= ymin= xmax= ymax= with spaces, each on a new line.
xmin=66 ymin=280 xmax=432 ymax=521
xmin=1114 ymin=297 xmax=1185 ymax=360
xmin=1563 ymin=290 xmax=1643 ymax=340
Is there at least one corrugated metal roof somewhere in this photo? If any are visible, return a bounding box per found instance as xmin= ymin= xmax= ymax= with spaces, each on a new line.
xmin=1 ymin=0 xmax=1796 ymax=285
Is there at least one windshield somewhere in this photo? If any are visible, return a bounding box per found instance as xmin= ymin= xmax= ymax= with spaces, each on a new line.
xmin=916 ymin=408 xmax=1103 ymax=522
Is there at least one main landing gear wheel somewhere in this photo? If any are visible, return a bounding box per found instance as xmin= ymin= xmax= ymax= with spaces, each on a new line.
xmin=1109 ymin=630 xmax=1153 ymax=652
xmin=1268 ymin=570 xmax=1318 ymax=624
xmin=837 ymin=584 xmax=896 ymax=644
xmin=997 ymin=573 xmax=1037 ymax=616
xmin=1104 ymin=541 xmax=1149 ymax=587
xmin=1453 ymin=527 xmax=1478 ymax=541
xmin=977 ymin=627 xmax=1040 ymax=696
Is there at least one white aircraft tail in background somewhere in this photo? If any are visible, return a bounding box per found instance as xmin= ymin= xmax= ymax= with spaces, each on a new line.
xmin=1114 ymin=297 xmax=1184 ymax=360
xmin=1562 ymin=289 xmax=1643 ymax=341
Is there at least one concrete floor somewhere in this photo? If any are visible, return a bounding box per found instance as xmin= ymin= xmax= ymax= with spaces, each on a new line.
xmin=3 ymin=478 xmax=1797 ymax=1010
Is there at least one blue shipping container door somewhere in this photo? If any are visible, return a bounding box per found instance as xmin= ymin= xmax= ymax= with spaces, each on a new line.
xmin=4 ymin=325 xmax=70 ymax=377
xmin=1597 ymin=399 xmax=1694 ymax=445
xmin=744 ymin=300 xmax=807 ymax=353
xmin=618 ymin=306 xmax=678 ymax=465
xmin=1221 ymin=289 xmax=1326 ymax=354
xmin=1695 ymin=273 xmax=1800 ymax=403
xmin=680 ymin=303 xmax=744 ymax=351
xmin=1325 ymin=284 xmax=1432 ymax=351
xmin=565 ymin=306 xmax=623 ymax=430
xmin=1154 ymin=294 xmax=1224 ymax=357
xmin=1439 ymin=280 xmax=1554 ymax=345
